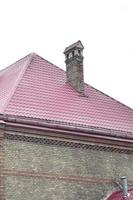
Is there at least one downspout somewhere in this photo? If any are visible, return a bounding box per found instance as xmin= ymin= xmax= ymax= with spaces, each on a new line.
xmin=115 ymin=176 xmax=128 ymax=199
xmin=121 ymin=176 xmax=128 ymax=199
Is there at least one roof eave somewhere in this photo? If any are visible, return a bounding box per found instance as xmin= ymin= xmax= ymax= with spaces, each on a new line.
xmin=1 ymin=114 xmax=133 ymax=146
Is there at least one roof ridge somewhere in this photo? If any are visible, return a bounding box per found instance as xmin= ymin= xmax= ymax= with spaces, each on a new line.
xmin=34 ymin=54 xmax=132 ymax=112
xmin=0 ymin=53 xmax=31 ymax=74
xmin=2 ymin=53 xmax=34 ymax=113
xmin=34 ymin=53 xmax=65 ymax=73
xmin=86 ymin=83 xmax=132 ymax=111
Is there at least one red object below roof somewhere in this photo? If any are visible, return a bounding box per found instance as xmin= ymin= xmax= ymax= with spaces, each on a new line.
xmin=107 ymin=189 xmax=133 ymax=200
xmin=0 ymin=53 xmax=133 ymax=136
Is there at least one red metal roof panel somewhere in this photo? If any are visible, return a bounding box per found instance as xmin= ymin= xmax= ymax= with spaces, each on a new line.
xmin=107 ymin=189 xmax=133 ymax=200
xmin=0 ymin=53 xmax=133 ymax=135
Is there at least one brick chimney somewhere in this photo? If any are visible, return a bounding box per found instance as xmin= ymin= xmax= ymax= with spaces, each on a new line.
xmin=64 ymin=41 xmax=84 ymax=93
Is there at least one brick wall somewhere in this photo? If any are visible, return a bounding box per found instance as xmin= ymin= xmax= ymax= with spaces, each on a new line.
xmin=0 ymin=129 xmax=5 ymax=200
xmin=3 ymin=133 xmax=133 ymax=200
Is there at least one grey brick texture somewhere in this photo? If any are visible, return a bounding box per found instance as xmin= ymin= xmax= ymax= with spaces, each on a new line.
xmin=3 ymin=136 xmax=133 ymax=200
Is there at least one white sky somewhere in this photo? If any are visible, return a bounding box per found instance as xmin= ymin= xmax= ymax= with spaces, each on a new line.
xmin=0 ymin=0 xmax=133 ymax=108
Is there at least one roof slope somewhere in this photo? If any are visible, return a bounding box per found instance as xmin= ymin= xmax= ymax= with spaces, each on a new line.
xmin=0 ymin=54 xmax=32 ymax=113
xmin=0 ymin=53 xmax=133 ymax=135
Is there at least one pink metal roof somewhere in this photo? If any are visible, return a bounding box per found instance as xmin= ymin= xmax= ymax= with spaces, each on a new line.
xmin=107 ymin=189 xmax=133 ymax=200
xmin=0 ymin=53 xmax=133 ymax=135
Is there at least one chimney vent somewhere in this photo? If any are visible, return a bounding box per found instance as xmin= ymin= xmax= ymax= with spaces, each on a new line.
xmin=64 ymin=41 xmax=84 ymax=93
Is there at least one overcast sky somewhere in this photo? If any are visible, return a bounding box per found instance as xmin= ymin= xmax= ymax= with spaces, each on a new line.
xmin=0 ymin=0 xmax=133 ymax=108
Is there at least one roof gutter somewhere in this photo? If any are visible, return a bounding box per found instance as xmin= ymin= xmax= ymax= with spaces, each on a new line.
xmin=0 ymin=114 xmax=133 ymax=146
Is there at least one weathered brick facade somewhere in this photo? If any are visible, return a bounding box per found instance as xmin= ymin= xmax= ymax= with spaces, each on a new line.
xmin=0 ymin=125 xmax=5 ymax=200
xmin=1 ymin=128 xmax=132 ymax=200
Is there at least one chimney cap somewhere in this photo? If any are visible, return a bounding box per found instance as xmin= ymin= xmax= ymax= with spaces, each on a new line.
xmin=64 ymin=40 xmax=84 ymax=54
